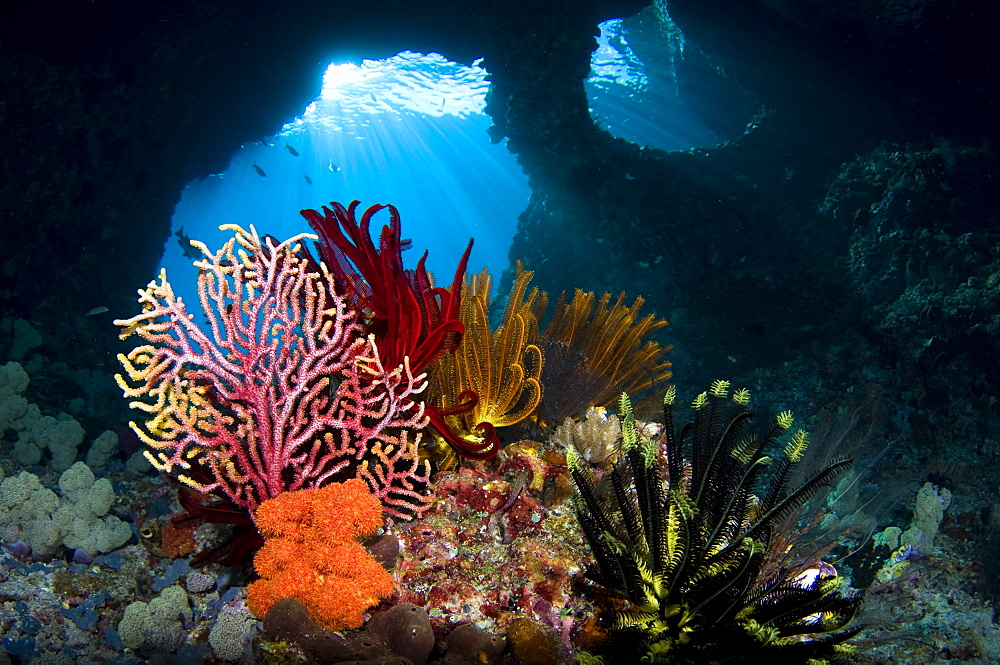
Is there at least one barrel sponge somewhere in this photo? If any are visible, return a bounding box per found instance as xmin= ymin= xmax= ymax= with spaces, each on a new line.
xmin=63 ymin=514 xmax=132 ymax=555
xmin=0 ymin=471 xmax=64 ymax=555
xmin=58 ymin=462 xmax=95 ymax=492
xmin=58 ymin=462 xmax=130 ymax=554
xmin=117 ymin=601 xmax=150 ymax=650
xmin=901 ymin=481 xmax=953 ymax=552
xmin=59 ymin=462 xmax=115 ymax=515
xmin=81 ymin=478 xmax=115 ymax=517
xmin=149 ymin=585 xmax=192 ymax=625
xmin=0 ymin=392 xmax=28 ymax=438
xmin=0 ymin=471 xmax=42 ymax=509
xmin=13 ymin=412 xmax=85 ymax=470
xmin=85 ymin=430 xmax=119 ymax=468
xmin=0 ymin=361 xmax=29 ymax=398
xmin=0 ymin=465 xmax=130 ymax=557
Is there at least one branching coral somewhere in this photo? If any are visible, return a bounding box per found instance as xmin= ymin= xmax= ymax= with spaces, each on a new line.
xmin=567 ymin=383 xmax=862 ymax=664
xmin=426 ymin=267 xmax=543 ymax=460
xmin=114 ymin=225 xmax=433 ymax=524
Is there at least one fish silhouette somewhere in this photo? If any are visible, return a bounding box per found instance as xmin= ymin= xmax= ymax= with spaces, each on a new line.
xmin=174 ymin=227 xmax=201 ymax=259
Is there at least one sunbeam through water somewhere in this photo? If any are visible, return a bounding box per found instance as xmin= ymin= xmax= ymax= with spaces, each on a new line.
xmin=162 ymin=51 xmax=530 ymax=309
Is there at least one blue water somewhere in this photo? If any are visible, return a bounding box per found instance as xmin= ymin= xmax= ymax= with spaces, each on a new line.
xmin=161 ymin=18 xmax=718 ymax=311
xmin=162 ymin=52 xmax=529 ymax=310
xmin=587 ymin=18 xmax=719 ymax=150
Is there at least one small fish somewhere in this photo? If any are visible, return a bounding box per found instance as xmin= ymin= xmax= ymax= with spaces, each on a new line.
xmin=251 ymin=161 xmax=266 ymax=177
xmin=791 ymin=561 xmax=838 ymax=589
xmin=439 ymin=98 xmax=446 ymax=112
xmin=303 ymin=174 xmax=312 ymax=185
xmin=328 ymin=160 xmax=340 ymax=172
xmin=284 ymin=141 xmax=299 ymax=157
xmin=86 ymin=306 xmax=109 ymax=316
xmin=257 ymin=137 xmax=271 ymax=147
xmin=888 ymin=544 xmax=913 ymax=565
xmin=499 ymin=471 xmax=529 ymax=513
xmin=174 ymin=227 xmax=201 ymax=259
xmin=369 ymin=92 xmax=377 ymax=102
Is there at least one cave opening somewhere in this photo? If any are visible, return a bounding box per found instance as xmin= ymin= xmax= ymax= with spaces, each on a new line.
xmin=159 ymin=8 xmax=750 ymax=310
xmin=161 ymin=50 xmax=530 ymax=308
xmin=586 ymin=7 xmax=755 ymax=151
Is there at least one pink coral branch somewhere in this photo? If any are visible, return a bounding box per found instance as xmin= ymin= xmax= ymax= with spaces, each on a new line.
xmin=116 ymin=224 xmax=433 ymax=516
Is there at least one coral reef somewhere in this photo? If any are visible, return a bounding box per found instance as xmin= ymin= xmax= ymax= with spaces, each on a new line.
xmin=2 ymin=332 xmax=999 ymax=663
xmin=389 ymin=441 xmax=592 ymax=662
xmin=2 ymin=0 xmax=1000 ymax=660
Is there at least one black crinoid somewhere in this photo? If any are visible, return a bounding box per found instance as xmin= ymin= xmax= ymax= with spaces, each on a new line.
xmin=567 ymin=381 xmax=864 ymax=664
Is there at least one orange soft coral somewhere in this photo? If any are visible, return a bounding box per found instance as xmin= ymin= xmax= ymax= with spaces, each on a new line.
xmin=246 ymin=478 xmax=395 ymax=630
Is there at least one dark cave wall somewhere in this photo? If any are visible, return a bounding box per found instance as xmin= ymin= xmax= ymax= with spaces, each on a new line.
xmin=0 ymin=0 xmax=644 ymax=367
xmin=665 ymin=0 xmax=1000 ymax=140
xmin=483 ymin=0 xmax=1000 ymax=482
xmin=493 ymin=0 xmax=1000 ymax=393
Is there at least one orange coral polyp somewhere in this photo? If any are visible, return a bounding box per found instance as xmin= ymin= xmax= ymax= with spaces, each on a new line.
xmin=247 ymin=478 xmax=394 ymax=631
xmin=312 ymin=492 xmax=385 ymax=536
xmin=253 ymin=503 xmax=312 ymax=540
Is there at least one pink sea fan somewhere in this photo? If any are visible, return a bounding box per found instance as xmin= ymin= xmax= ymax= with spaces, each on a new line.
xmin=115 ymin=224 xmax=433 ymax=519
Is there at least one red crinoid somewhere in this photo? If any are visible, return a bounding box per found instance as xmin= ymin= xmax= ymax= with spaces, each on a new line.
xmin=302 ymin=200 xmax=497 ymax=460
xmin=170 ymin=467 xmax=263 ymax=568
xmin=301 ymin=200 xmax=471 ymax=375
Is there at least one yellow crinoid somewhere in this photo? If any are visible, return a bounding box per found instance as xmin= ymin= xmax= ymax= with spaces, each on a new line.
xmin=532 ymin=286 xmax=672 ymax=426
xmin=426 ymin=267 xmax=543 ymax=459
